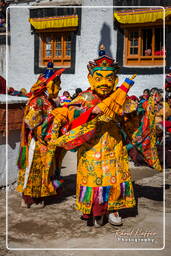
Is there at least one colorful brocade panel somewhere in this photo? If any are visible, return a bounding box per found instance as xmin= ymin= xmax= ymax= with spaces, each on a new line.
xmin=68 ymin=91 xmax=136 ymax=214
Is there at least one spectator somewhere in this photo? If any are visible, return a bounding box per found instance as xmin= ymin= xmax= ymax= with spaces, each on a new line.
xmin=72 ymin=88 xmax=82 ymax=99
xmin=128 ymin=95 xmax=139 ymax=103
xmin=8 ymin=87 xmax=15 ymax=95
xmin=138 ymin=89 xmax=150 ymax=116
xmin=19 ymin=88 xmax=28 ymax=97
xmin=139 ymin=89 xmax=150 ymax=102
xmin=60 ymin=91 xmax=72 ymax=105
xmin=99 ymin=44 xmax=106 ymax=56
xmin=165 ymin=73 xmax=171 ymax=99
xmin=144 ymin=49 xmax=152 ymax=56
xmin=165 ymin=96 xmax=171 ymax=122
xmin=150 ymin=87 xmax=159 ymax=96
xmin=8 ymin=87 xmax=21 ymax=96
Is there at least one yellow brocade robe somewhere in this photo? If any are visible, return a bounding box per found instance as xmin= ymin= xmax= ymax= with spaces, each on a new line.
xmin=52 ymin=90 xmax=136 ymax=214
xmin=17 ymin=95 xmax=60 ymax=198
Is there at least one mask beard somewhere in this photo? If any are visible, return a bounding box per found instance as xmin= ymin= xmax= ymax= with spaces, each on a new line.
xmin=94 ymin=88 xmax=113 ymax=99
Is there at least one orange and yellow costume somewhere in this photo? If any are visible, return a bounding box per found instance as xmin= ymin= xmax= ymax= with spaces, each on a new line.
xmin=49 ymin=54 xmax=137 ymax=216
xmin=16 ymin=62 xmax=65 ymax=207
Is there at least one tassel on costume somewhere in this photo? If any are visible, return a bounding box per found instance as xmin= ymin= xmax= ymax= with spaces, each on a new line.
xmin=52 ymin=179 xmax=64 ymax=189
xmin=79 ymin=186 xmax=111 ymax=204
xmin=79 ymin=183 xmax=132 ymax=204
xmin=17 ymin=146 xmax=28 ymax=169
xmin=120 ymin=181 xmax=131 ymax=198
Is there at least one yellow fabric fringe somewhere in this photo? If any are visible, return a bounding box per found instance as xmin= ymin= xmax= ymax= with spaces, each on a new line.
xmin=29 ymin=15 xmax=78 ymax=30
xmin=114 ymin=7 xmax=171 ymax=24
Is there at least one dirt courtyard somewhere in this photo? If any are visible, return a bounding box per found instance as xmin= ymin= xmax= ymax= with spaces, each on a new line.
xmin=0 ymin=152 xmax=171 ymax=256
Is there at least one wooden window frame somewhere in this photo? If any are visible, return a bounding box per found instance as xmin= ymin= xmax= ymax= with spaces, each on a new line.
xmin=30 ymin=8 xmax=82 ymax=74
xmin=123 ymin=23 xmax=165 ymax=67
xmin=40 ymin=30 xmax=72 ymax=68
xmin=34 ymin=28 xmax=77 ymax=74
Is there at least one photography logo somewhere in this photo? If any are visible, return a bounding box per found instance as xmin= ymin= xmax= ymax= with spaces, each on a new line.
xmin=114 ymin=228 xmax=158 ymax=243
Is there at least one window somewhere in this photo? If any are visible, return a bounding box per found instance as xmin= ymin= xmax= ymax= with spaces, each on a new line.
xmin=40 ymin=31 xmax=72 ymax=68
xmin=31 ymin=7 xmax=81 ymax=74
xmin=124 ymin=26 xmax=165 ymax=66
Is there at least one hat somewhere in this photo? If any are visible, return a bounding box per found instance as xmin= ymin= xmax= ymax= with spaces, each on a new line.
xmin=28 ymin=62 xmax=65 ymax=98
xmin=129 ymin=95 xmax=139 ymax=102
xmin=38 ymin=61 xmax=65 ymax=84
xmin=43 ymin=61 xmax=54 ymax=79
xmin=87 ymin=46 xmax=120 ymax=75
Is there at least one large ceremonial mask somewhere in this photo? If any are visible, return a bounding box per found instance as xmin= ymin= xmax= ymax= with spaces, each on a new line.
xmin=87 ymin=55 xmax=119 ymax=97
xmin=29 ymin=61 xmax=64 ymax=99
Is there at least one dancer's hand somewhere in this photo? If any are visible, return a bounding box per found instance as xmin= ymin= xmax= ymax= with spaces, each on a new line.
xmin=92 ymin=105 xmax=102 ymax=115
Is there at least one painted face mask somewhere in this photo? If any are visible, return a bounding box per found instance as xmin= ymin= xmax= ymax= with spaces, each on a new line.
xmin=88 ymin=70 xmax=118 ymax=97
xmin=27 ymin=61 xmax=65 ymax=99
xmin=87 ymin=53 xmax=119 ymax=97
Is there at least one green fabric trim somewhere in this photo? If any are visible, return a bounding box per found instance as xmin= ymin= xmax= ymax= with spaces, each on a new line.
xmin=70 ymin=147 xmax=79 ymax=152
xmin=91 ymin=67 xmax=116 ymax=74
xmin=126 ymin=143 xmax=134 ymax=151
xmin=37 ymin=98 xmax=43 ymax=107
xmin=83 ymin=187 xmax=92 ymax=203
xmin=125 ymin=181 xmax=131 ymax=196
xmin=74 ymin=109 xmax=82 ymax=119
xmin=17 ymin=146 xmax=27 ymax=169
xmin=120 ymin=129 xmax=127 ymax=140
xmin=42 ymin=121 xmax=48 ymax=137
xmin=21 ymin=146 xmax=26 ymax=169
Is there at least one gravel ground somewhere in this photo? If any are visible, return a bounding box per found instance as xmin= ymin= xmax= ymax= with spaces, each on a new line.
xmin=0 ymin=152 xmax=171 ymax=256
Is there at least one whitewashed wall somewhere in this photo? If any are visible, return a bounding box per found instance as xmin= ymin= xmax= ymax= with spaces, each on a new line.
xmin=7 ymin=7 xmax=38 ymax=91
xmin=119 ymin=74 xmax=163 ymax=97
xmin=61 ymin=0 xmax=118 ymax=95
xmin=0 ymin=131 xmax=21 ymax=187
xmin=7 ymin=0 xmax=163 ymax=97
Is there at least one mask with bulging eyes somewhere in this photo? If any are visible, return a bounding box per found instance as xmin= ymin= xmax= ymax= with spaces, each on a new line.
xmin=88 ymin=70 xmax=118 ymax=97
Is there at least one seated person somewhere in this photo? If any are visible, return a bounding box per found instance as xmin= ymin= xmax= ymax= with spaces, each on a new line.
xmin=60 ymin=91 xmax=72 ymax=105
xmin=72 ymin=88 xmax=82 ymax=99
xmin=144 ymin=49 xmax=152 ymax=56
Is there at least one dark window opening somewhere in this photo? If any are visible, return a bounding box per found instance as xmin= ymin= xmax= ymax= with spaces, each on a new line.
xmin=125 ymin=26 xmax=165 ymax=66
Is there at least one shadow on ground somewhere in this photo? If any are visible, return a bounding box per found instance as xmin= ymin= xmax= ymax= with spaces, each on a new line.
xmin=44 ymin=173 xmax=76 ymax=206
xmin=118 ymin=182 xmax=166 ymax=219
xmin=44 ymin=173 xmax=167 ymax=224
